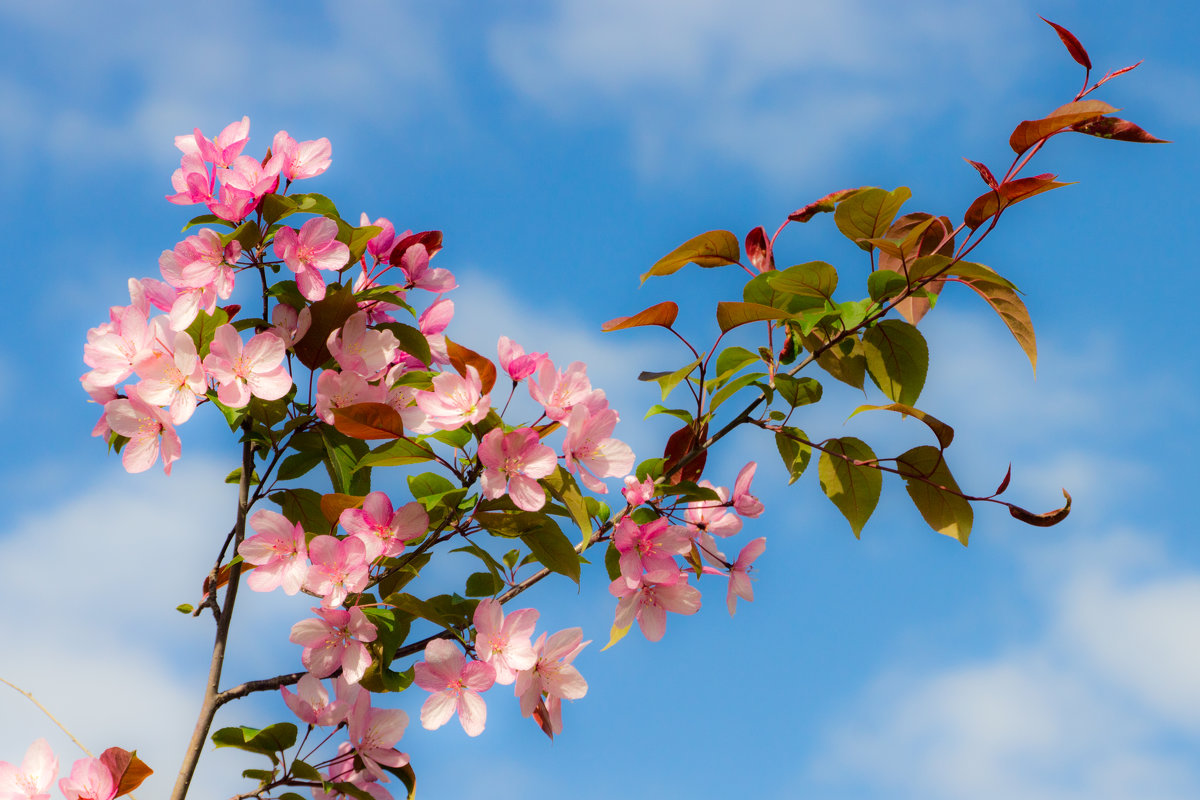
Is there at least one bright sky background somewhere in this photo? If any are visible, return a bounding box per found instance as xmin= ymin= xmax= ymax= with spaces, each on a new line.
xmin=1 ymin=1 xmax=1197 ymax=798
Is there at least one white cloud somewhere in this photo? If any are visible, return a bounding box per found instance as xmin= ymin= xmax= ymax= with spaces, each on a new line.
xmin=488 ymin=0 xmax=1033 ymax=182
xmin=804 ymin=530 xmax=1200 ymax=800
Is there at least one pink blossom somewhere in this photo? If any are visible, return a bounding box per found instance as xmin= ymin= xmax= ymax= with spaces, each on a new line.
xmin=399 ymin=243 xmax=455 ymax=293
xmin=272 ymin=131 xmax=332 ymax=181
xmin=215 ymin=153 xmax=280 ymax=205
xmin=681 ymin=482 xmax=742 ymax=538
xmin=273 ymin=217 xmax=349 ymax=301
xmin=415 ymin=366 xmax=490 ymax=431
xmin=306 ymin=535 xmax=370 ymax=608
xmin=562 ymin=405 xmax=635 ymax=493
xmin=514 ymin=628 xmax=589 ymax=735
xmin=413 ymin=639 xmax=496 ymax=737
xmin=352 ymin=270 xmax=403 ymax=326
xmin=206 ymin=183 xmax=258 ymax=223
xmin=83 ymin=304 xmax=156 ymax=387
xmin=613 ymin=516 xmax=690 ymax=587
xmin=478 ymin=428 xmax=558 ymax=511
xmin=340 ymin=492 xmax=429 ymax=561
xmin=610 ymin=571 xmax=701 ymax=642
xmin=57 ymin=758 xmax=115 ymax=800
xmin=473 ymin=598 xmax=539 ymax=685
xmin=280 ymin=673 xmax=352 ymax=727
xmin=270 ymin=303 xmax=311 ymax=348
xmin=732 ymin=462 xmax=764 ymax=518
xmin=348 ymin=692 xmax=410 ymax=782
xmin=290 ymin=606 xmax=378 ymax=684
xmin=314 ymin=742 xmax=393 ymax=800
xmin=0 ymin=738 xmax=57 ymax=800
xmin=528 ymin=360 xmax=600 ymax=421
xmin=621 ymin=475 xmax=656 ymax=506
xmin=237 ymin=509 xmax=309 ymax=595
xmin=166 ymin=152 xmax=213 ymax=206
xmin=725 ymin=537 xmax=766 ymax=616
xmin=497 ymin=336 xmax=547 ymax=382
xmin=328 ymin=310 xmax=399 ymax=379
xmin=315 ymin=369 xmax=387 ymax=425
xmin=178 ymin=117 xmax=250 ymax=168
xmin=417 ymin=298 xmax=454 ymax=367
xmin=159 ymin=228 xmax=239 ymax=291
xmin=133 ymin=330 xmax=206 ymax=424
xmin=359 ymin=213 xmax=398 ymax=263
xmin=104 ymin=385 xmax=182 ymax=475
xmin=202 ymin=325 xmax=292 ymax=409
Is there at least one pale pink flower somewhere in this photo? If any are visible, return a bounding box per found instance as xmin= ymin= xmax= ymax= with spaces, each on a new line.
xmin=399 ymin=243 xmax=455 ymax=293
xmin=352 ymin=269 xmax=403 ymax=326
xmin=179 ymin=117 xmax=250 ymax=167
xmin=0 ymin=738 xmax=57 ymax=800
xmin=83 ymin=304 xmax=156 ymax=387
xmin=613 ymin=516 xmax=690 ymax=588
xmin=238 ymin=509 xmax=309 ymax=595
xmin=313 ymin=742 xmax=393 ymax=800
xmin=328 ymin=310 xmax=399 ymax=379
xmin=104 ymin=385 xmax=182 ymax=475
xmin=207 ymin=183 xmax=258 ymax=223
xmin=272 ymin=131 xmax=332 ymax=181
xmin=359 ymin=213 xmax=398 ymax=263
xmin=418 ymin=298 xmax=454 ymax=366
xmin=732 ymin=462 xmax=764 ymax=518
xmin=270 ymin=303 xmax=311 ymax=348
xmin=621 ymin=475 xmax=656 ymax=506
xmin=315 ymin=369 xmax=387 ymax=425
xmin=562 ymin=405 xmax=635 ymax=493
xmin=383 ymin=382 xmax=432 ymax=434
xmin=413 ymin=639 xmax=496 ymax=737
xmin=514 ymin=628 xmax=589 ymax=735
xmin=681 ymin=482 xmax=742 ymax=538
xmin=478 ymin=428 xmax=558 ymax=511
xmin=166 ymin=151 xmax=213 ymax=206
xmin=290 ymin=606 xmax=377 ymax=684
xmin=134 ymin=330 xmax=206 ymax=424
xmin=280 ymin=673 xmax=351 ymax=727
xmin=348 ymin=692 xmax=409 ymax=782
xmin=725 ymin=537 xmax=766 ymax=615
xmin=610 ymin=571 xmax=701 ymax=642
xmin=159 ymin=228 xmax=239 ymax=291
xmin=202 ymin=325 xmax=292 ymax=408
xmin=340 ymin=492 xmax=429 ymax=561
xmin=497 ymin=336 xmax=547 ymax=382
xmin=528 ymin=360 xmax=598 ymax=421
xmin=415 ymin=366 xmax=490 ymax=431
xmin=306 ymin=535 xmax=370 ymax=608
xmin=473 ymin=599 xmax=538 ymax=685
xmin=57 ymin=758 xmax=115 ymax=800
xmin=215 ymin=153 xmax=280 ymax=205
xmin=273 ymin=217 xmax=349 ymax=301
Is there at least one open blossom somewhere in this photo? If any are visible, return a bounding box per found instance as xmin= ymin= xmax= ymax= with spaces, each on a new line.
xmin=273 ymin=217 xmax=349 ymax=301
xmin=614 ymin=516 xmax=691 ymax=588
xmin=281 ymin=673 xmax=352 ymax=727
xmin=399 ymin=243 xmax=455 ymax=293
xmin=83 ymin=303 xmax=156 ymax=387
xmin=272 ymin=130 xmax=332 ymax=181
xmin=133 ymin=330 xmax=206 ymax=424
xmin=104 ymin=384 xmax=182 ymax=475
xmin=290 ymin=606 xmax=378 ymax=684
xmin=360 ymin=213 xmax=398 ymax=262
xmin=306 ymin=535 xmax=370 ymax=608
xmin=270 ymin=302 xmax=311 ymax=348
xmin=315 ymin=369 xmax=387 ymax=425
xmin=679 ymin=482 xmax=742 ymax=538
xmin=562 ymin=405 xmax=635 ymax=493
xmin=178 ymin=117 xmax=250 ymax=168
xmin=0 ymin=738 xmax=57 ymax=800
xmin=478 ymin=427 xmax=557 ymax=511
xmin=528 ymin=360 xmax=602 ymax=421
xmin=340 ymin=492 xmax=429 ymax=561
xmin=610 ymin=570 xmax=701 ymax=642
xmin=328 ymin=310 xmax=399 ymax=379
xmin=414 ymin=639 xmax=496 ymax=737
xmin=725 ymin=537 xmax=766 ymax=615
xmin=415 ymin=366 xmax=490 ymax=430
xmin=202 ymin=325 xmax=292 ymax=408
xmin=473 ymin=598 xmax=538 ymax=685
xmin=497 ymin=336 xmax=547 ymax=382
xmin=159 ymin=228 xmax=239 ymax=291
xmin=514 ymin=628 xmax=589 ymax=736
xmin=348 ymin=692 xmax=409 ymax=782
xmin=237 ymin=509 xmax=309 ymax=595
xmin=622 ymin=475 xmax=656 ymax=506
xmin=57 ymin=758 xmax=115 ymax=800
xmin=314 ymin=742 xmax=392 ymax=800
xmin=732 ymin=462 xmax=764 ymax=517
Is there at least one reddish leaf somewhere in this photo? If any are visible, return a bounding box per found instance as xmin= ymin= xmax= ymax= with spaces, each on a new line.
xmin=294 ymin=283 xmax=358 ymax=369
xmin=964 ymin=159 xmax=999 ymax=190
xmin=532 ymin=697 xmax=555 ymax=740
xmin=332 ymin=402 xmax=406 ymax=440
xmin=876 ymin=213 xmax=954 ymax=325
xmin=1094 ymin=61 xmax=1142 ymax=89
xmin=1009 ymin=489 xmax=1072 ymax=527
xmin=963 ymin=174 xmax=1073 ymax=230
xmin=100 ymin=747 xmax=153 ymax=798
xmin=1009 ymin=100 xmax=1115 ymax=155
xmin=201 ymin=560 xmax=239 ymax=600
xmin=1040 ymin=16 xmax=1091 ymax=70
xmin=788 ymin=187 xmax=868 ymax=223
xmin=220 ymin=303 xmax=242 ymax=321
xmin=1070 ymin=116 xmax=1170 ymax=143
xmin=994 ymin=464 xmax=1012 ymax=496
xmin=745 ymin=226 xmax=775 ymax=272
xmin=601 ymin=301 xmax=679 ymax=332
xmin=321 ymin=492 xmax=365 ymax=526
xmin=389 ymin=230 xmax=444 ymax=264
xmin=662 ymin=422 xmax=708 ymax=484
xmin=446 ymin=338 xmax=498 ymax=395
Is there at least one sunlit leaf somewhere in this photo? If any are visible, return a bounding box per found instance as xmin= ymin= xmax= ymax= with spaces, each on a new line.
xmin=818 ymin=437 xmax=881 ymax=537
xmin=716 ymin=301 xmax=792 ymax=333
xmin=1009 ymin=488 xmax=1073 ymax=527
xmin=789 ymin=187 xmax=868 ymax=222
xmin=964 ymin=174 xmax=1074 ymax=230
xmin=1009 ymin=100 xmax=1115 ymax=155
xmin=602 ymin=301 xmax=679 ymax=332
xmin=802 ymin=331 xmax=866 ymax=390
xmin=849 ymin=403 xmax=954 ymax=449
xmin=774 ymin=374 xmax=822 ymax=408
xmin=834 ymin=187 xmax=911 ymax=251
xmin=775 ymin=427 xmax=812 ymax=485
xmin=446 ymin=338 xmax=497 ymax=395
xmin=897 ymin=446 xmax=973 ymax=545
xmin=1039 ymin=16 xmax=1092 ymax=70
xmin=332 ymin=402 xmax=406 ymax=440
xmin=1070 ymin=116 xmax=1169 ymax=144
xmin=641 ymin=230 xmax=740 ymax=283
xmin=862 ymin=319 xmax=929 ymax=405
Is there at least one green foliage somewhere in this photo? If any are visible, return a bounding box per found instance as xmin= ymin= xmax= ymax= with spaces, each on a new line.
xmin=818 ymin=437 xmax=882 ymax=537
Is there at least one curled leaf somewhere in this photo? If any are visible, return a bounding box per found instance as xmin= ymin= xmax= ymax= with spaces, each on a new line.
xmin=1009 ymin=489 xmax=1072 ymax=527
xmin=789 ymin=187 xmax=868 ymax=223
xmin=745 ymin=226 xmax=776 ymax=272
xmin=446 ymin=338 xmax=498 ymax=395
xmin=1070 ymin=116 xmax=1170 ymax=144
xmin=641 ymin=230 xmax=740 ymax=283
xmin=602 ymin=301 xmax=679 ymax=332
xmin=964 ymin=159 xmax=999 ymax=190
xmin=964 ymin=174 xmax=1073 ymax=230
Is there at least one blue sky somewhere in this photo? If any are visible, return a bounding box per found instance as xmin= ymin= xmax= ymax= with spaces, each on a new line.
xmin=1 ymin=1 xmax=1197 ymax=798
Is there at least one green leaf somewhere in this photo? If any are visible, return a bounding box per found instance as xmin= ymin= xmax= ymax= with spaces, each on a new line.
xmin=269 ymin=488 xmax=327 ymax=535
xmin=185 ymin=307 xmax=230 ymax=359
xmin=260 ymin=193 xmax=297 ymax=225
xmin=862 ymin=319 xmax=929 ymax=405
xmin=211 ymin=723 xmax=297 ymax=762
xmin=743 ymin=271 xmax=811 ymax=313
xmin=709 ymin=371 xmax=766 ymax=411
xmin=803 ymin=332 xmax=866 ymax=390
xmin=294 ymin=283 xmax=358 ymax=370
xmin=638 ymin=357 xmax=701 ymax=402
xmin=714 ymin=345 xmax=760 ymax=384
xmin=641 ymin=230 xmax=740 ymax=283
xmin=432 ymin=427 xmax=472 ymax=448
xmin=896 ymin=446 xmax=973 ymax=545
xmin=521 ymin=517 xmax=580 ymax=584
xmin=181 ymin=213 xmax=235 ymax=232
xmin=377 ymin=322 xmax=432 ymax=367
xmin=715 ymin=301 xmax=792 ymax=333
xmin=175 ymin=603 xmax=194 ymax=614
xmin=542 ymin=467 xmax=593 ymax=546
xmin=321 ymin=426 xmax=370 ymax=495
xmin=644 ymin=405 xmax=694 ymax=424
xmin=848 ymin=403 xmax=955 ymax=449
xmin=290 ymin=760 xmax=323 ymax=783
xmin=768 ymin=261 xmax=839 ymax=299
xmin=775 ymin=427 xmax=812 ymax=484
xmin=834 ymin=187 xmax=912 ymax=251
xmin=605 ymin=542 xmax=622 ymax=582
xmin=465 ymin=571 xmax=504 ymax=597
xmin=358 ymin=438 xmax=437 ymax=469
xmin=818 ymin=437 xmax=881 ymax=537
xmin=867 ymin=270 xmax=910 ymax=303
xmin=383 ymin=592 xmax=453 ymax=629
xmin=290 ymin=192 xmax=342 ymax=218
xmin=774 ymin=375 xmax=822 ymax=408
xmin=277 ymin=449 xmax=325 ymax=481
